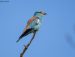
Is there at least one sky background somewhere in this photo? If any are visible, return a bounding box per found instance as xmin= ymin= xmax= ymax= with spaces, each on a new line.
xmin=0 ymin=0 xmax=75 ymax=57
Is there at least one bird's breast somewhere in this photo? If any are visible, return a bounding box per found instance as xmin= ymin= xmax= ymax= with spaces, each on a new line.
xmin=35 ymin=19 xmax=40 ymax=24
xmin=30 ymin=19 xmax=41 ymax=30
xmin=34 ymin=19 xmax=41 ymax=30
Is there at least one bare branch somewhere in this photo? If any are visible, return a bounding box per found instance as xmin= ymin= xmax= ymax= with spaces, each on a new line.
xmin=20 ymin=32 xmax=36 ymax=57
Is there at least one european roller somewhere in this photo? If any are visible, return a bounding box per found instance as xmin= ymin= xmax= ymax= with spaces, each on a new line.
xmin=16 ymin=11 xmax=46 ymax=42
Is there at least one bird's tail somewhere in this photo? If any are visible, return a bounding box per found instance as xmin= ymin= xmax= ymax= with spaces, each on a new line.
xmin=16 ymin=38 xmax=21 ymax=43
xmin=16 ymin=28 xmax=33 ymax=43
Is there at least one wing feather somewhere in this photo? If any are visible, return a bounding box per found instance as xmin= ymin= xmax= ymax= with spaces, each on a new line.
xmin=23 ymin=16 xmax=38 ymax=32
xmin=16 ymin=16 xmax=38 ymax=42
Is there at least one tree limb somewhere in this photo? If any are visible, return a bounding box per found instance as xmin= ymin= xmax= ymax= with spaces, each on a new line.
xmin=20 ymin=32 xmax=36 ymax=57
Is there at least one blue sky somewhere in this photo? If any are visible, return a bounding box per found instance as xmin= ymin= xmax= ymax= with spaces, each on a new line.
xmin=0 ymin=0 xmax=75 ymax=57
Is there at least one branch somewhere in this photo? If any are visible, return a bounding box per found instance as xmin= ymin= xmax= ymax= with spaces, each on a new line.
xmin=20 ymin=32 xmax=36 ymax=57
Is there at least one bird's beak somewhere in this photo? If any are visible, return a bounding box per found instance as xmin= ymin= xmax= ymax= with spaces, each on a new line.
xmin=43 ymin=13 xmax=47 ymax=15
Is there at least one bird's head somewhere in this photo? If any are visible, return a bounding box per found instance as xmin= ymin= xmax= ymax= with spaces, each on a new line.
xmin=34 ymin=11 xmax=47 ymax=18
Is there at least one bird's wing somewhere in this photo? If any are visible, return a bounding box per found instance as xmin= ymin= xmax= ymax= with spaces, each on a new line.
xmin=23 ymin=16 xmax=38 ymax=32
xmin=16 ymin=16 xmax=38 ymax=42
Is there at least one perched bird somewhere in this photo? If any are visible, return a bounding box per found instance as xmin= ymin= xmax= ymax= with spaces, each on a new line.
xmin=16 ymin=11 xmax=46 ymax=42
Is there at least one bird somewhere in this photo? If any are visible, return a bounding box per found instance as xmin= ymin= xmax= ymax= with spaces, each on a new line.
xmin=16 ymin=11 xmax=47 ymax=42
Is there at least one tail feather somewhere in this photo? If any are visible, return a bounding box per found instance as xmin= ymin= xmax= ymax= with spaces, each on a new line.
xmin=16 ymin=28 xmax=33 ymax=43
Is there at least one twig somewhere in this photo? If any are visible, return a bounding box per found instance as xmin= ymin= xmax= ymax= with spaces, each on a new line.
xmin=20 ymin=32 xmax=36 ymax=57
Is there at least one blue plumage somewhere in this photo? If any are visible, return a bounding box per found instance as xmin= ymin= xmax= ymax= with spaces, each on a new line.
xmin=16 ymin=11 xmax=46 ymax=42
